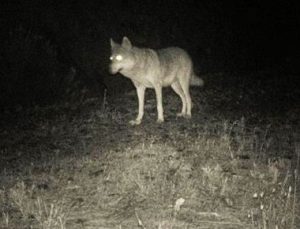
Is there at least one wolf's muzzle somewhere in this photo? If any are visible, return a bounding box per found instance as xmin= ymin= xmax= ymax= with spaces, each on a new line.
xmin=109 ymin=65 xmax=119 ymax=74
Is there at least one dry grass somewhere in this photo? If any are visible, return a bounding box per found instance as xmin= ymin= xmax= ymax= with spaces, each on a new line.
xmin=0 ymin=74 xmax=299 ymax=228
xmin=9 ymin=181 xmax=68 ymax=229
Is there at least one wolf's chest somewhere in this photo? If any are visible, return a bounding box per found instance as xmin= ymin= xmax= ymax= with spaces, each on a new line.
xmin=121 ymin=70 xmax=153 ymax=88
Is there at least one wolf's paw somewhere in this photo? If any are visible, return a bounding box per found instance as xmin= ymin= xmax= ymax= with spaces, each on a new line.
xmin=177 ymin=113 xmax=192 ymax=119
xmin=129 ymin=119 xmax=142 ymax=125
xmin=176 ymin=112 xmax=185 ymax=117
xmin=185 ymin=114 xmax=192 ymax=119
xmin=156 ymin=118 xmax=164 ymax=123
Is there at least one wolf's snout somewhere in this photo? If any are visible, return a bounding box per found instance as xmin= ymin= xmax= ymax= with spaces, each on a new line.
xmin=109 ymin=64 xmax=119 ymax=74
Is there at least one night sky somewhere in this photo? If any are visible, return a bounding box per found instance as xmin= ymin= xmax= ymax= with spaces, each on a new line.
xmin=0 ymin=0 xmax=299 ymax=108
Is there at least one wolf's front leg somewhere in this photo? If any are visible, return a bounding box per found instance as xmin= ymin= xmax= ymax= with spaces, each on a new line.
xmin=130 ymin=85 xmax=146 ymax=125
xmin=154 ymin=85 xmax=164 ymax=123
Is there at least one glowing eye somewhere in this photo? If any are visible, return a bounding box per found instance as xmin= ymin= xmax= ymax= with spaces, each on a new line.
xmin=110 ymin=56 xmax=113 ymax=61
xmin=115 ymin=55 xmax=123 ymax=61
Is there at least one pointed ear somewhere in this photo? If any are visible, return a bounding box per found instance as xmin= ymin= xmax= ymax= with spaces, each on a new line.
xmin=110 ymin=38 xmax=116 ymax=48
xmin=121 ymin=36 xmax=132 ymax=50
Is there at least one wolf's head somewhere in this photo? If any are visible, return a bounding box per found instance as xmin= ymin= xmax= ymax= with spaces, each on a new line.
xmin=109 ymin=37 xmax=135 ymax=75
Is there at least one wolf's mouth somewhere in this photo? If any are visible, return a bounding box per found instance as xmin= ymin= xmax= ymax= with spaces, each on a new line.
xmin=111 ymin=68 xmax=123 ymax=74
xmin=109 ymin=66 xmax=123 ymax=74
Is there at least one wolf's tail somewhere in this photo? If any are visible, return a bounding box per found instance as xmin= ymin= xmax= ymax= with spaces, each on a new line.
xmin=190 ymin=74 xmax=204 ymax=87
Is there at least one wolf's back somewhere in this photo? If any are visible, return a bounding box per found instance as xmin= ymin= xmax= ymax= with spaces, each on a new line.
xmin=157 ymin=48 xmax=204 ymax=87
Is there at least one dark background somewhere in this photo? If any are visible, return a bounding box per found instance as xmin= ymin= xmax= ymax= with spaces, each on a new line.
xmin=0 ymin=0 xmax=299 ymax=110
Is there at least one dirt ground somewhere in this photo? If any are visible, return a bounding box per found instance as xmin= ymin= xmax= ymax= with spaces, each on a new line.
xmin=0 ymin=71 xmax=299 ymax=228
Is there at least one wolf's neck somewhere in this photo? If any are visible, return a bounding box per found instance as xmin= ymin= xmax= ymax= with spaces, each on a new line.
xmin=121 ymin=47 xmax=157 ymax=79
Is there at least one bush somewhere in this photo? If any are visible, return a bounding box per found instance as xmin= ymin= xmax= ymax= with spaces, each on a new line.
xmin=0 ymin=25 xmax=69 ymax=109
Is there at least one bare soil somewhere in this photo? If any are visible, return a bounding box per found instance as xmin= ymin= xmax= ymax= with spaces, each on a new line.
xmin=0 ymin=71 xmax=299 ymax=228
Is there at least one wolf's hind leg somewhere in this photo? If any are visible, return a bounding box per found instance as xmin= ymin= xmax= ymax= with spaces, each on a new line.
xmin=171 ymin=81 xmax=187 ymax=116
xmin=179 ymin=76 xmax=192 ymax=118
xmin=154 ymin=85 xmax=164 ymax=123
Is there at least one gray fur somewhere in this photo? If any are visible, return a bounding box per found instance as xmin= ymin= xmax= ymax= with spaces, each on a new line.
xmin=109 ymin=37 xmax=204 ymax=125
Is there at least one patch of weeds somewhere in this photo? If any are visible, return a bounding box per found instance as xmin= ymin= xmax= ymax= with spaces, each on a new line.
xmin=9 ymin=181 xmax=69 ymax=229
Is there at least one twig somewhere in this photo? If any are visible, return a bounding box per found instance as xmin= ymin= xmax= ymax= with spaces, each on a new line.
xmin=291 ymin=142 xmax=299 ymax=229
xmin=194 ymin=220 xmax=251 ymax=226
xmin=135 ymin=210 xmax=146 ymax=229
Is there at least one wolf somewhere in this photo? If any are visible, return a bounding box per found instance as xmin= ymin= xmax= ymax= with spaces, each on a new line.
xmin=109 ymin=37 xmax=204 ymax=125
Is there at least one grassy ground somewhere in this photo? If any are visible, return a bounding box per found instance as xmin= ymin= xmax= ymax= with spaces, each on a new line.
xmin=0 ymin=72 xmax=299 ymax=228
